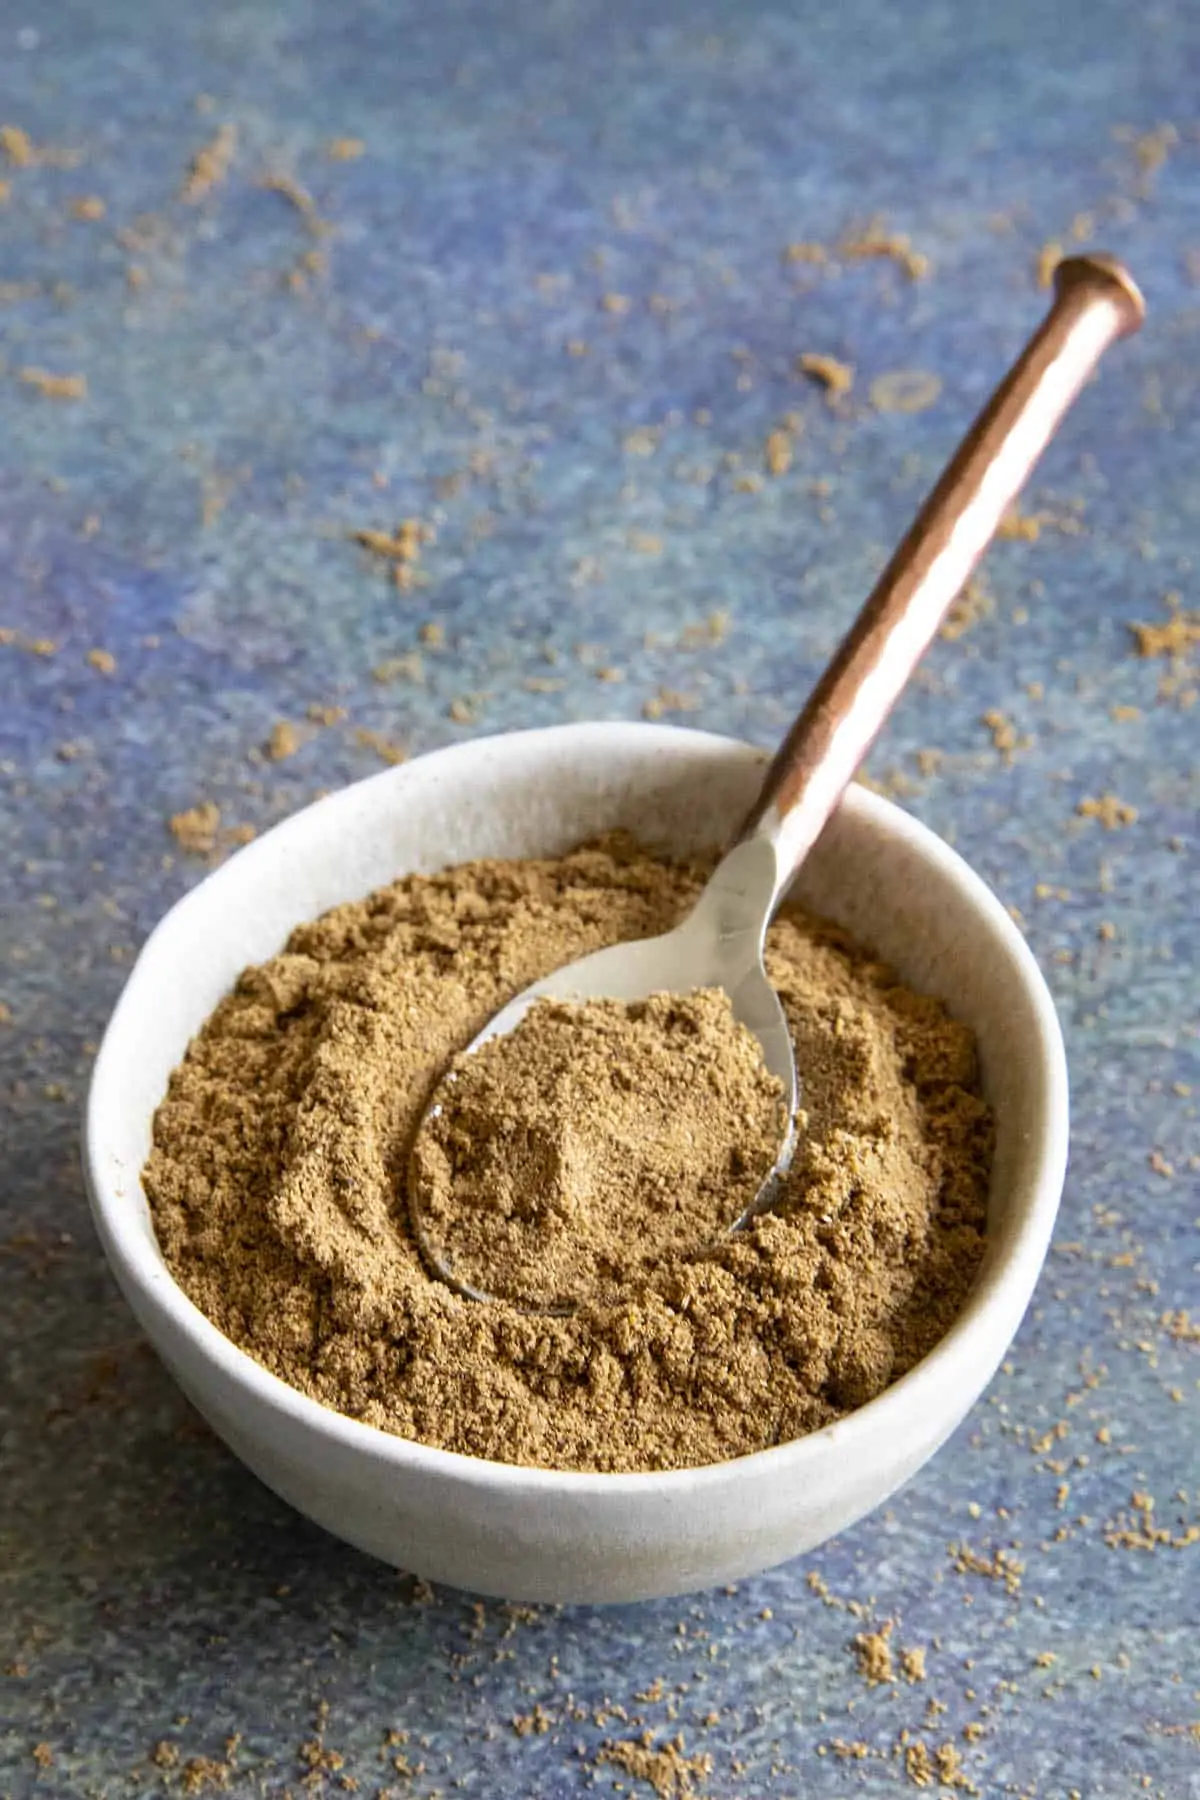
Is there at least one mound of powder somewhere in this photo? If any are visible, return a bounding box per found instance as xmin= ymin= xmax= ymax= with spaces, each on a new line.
xmin=411 ymin=988 xmax=785 ymax=1310
xmin=144 ymin=834 xmax=993 ymax=1473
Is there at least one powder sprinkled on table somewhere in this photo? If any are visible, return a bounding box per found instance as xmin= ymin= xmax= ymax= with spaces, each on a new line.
xmin=144 ymin=835 xmax=992 ymax=1474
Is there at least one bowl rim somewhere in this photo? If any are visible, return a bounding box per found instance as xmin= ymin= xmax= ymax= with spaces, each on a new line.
xmin=84 ymin=721 xmax=1069 ymax=1497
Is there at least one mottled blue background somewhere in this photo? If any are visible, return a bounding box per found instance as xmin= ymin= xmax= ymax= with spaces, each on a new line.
xmin=1 ymin=1 xmax=1197 ymax=1795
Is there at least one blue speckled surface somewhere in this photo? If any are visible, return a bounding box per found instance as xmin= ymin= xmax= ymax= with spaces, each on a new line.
xmin=1 ymin=2 xmax=1198 ymax=1795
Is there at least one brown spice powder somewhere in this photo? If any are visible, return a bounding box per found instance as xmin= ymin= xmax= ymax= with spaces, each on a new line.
xmin=181 ymin=123 xmax=237 ymax=203
xmin=144 ymin=835 xmax=992 ymax=1474
xmin=870 ymin=370 xmax=943 ymax=415
xmin=18 ymin=367 xmax=88 ymax=400
xmin=413 ymin=989 xmax=784 ymax=1310
xmin=798 ymin=351 xmax=855 ymax=399
xmin=167 ymin=801 xmax=222 ymax=855
xmin=599 ymin=1733 xmax=713 ymax=1798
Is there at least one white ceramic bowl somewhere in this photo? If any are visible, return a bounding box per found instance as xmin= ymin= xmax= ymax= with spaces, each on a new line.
xmin=84 ymin=724 xmax=1068 ymax=1603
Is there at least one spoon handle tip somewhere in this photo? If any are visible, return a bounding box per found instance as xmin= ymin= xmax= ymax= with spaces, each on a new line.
xmin=738 ymin=254 xmax=1143 ymax=902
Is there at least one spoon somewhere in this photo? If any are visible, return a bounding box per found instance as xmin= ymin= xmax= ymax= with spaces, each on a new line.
xmin=410 ymin=253 xmax=1144 ymax=1310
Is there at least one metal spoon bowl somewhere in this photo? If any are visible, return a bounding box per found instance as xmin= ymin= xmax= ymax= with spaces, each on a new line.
xmin=410 ymin=253 xmax=1144 ymax=1311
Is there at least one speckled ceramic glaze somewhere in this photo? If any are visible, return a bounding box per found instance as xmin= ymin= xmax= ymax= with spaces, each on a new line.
xmin=84 ymin=725 xmax=1068 ymax=1602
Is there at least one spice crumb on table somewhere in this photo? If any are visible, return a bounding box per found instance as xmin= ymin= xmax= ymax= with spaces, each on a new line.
xmin=353 ymin=726 xmax=407 ymax=765
xmin=840 ymin=219 xmax=930 ymax=281
xmin=180 ymin=122 xmax=237 ymax=202
xmin=869 ymin=370 xmax=943 ymax=414
xmin=167 ymin=801 xmax=222 ymax=855
xmin=17 ymin=366 xmax=88 ymax=399
xmin=1076 ymin=793 xmax=1138 ymax=828
xmin=264 ymin=720 xmax=302 ymax=761
xmin=797 ymin=351 xmax=855 ymax=399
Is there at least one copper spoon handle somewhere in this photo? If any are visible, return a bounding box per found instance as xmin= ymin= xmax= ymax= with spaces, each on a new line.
xmin=738 ymin=253 xmax=1145 ymax=897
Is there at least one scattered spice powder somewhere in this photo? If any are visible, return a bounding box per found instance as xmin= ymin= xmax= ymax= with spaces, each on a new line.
xmin=69 ymin=194 xmax=106 ymax=220
xmin=306 ymin=702 xmax=346 ymax=727
xmin=86 ymin=647 xmax=116 ymax=675
xmin=1 ymin=124 xmax=35 ymax=167
xmin=642 ymin=688 xmax=700 ymax=720
xmin=934 ymin=1741 xmax=972 ymax=1790
xmin=997 ymin=504 xmax=1081 ymax=541
xmin=1128 ymin=121 xmax=1178 ymax=191
xmin=510 ymin=1704 xmax=553 ymax=1736
xmin=870 ymin=371 xmax=942 ymax=414
xmin=599 ymin=1732 xmax=713 ymax=1799
xmin=372 ymin=653 xmax=424 ymax=685
xmin=0 ymin=124 xmax=80 ymax=168
xmin=854 ymin=1623 xmax=896 ymax=1685
xmin=265 ymin=721 xmax=301 ymax=762
xmin=327 ymin=137 xmax=365 ymax=161
xmin=982 ymin=710 xmax=1018 ymax=756
xmin=181 ymin=1754 xmax=231 ymax=1794
xmin=144 ymin=837 xmax=992 ymax=1473
xmin=261 ymin=171 xmax=319 ymax=222
xmin=798 ymin=352 xmax=854 ymax=399
xmin=18 ymin=367 xmax=87 ymax=400
xmin=1129 ymin=599 xmax=1200 ymax=663
xmin=623 ymin=426 xmax=659 ymax=457
xmin=352 ymin=519 xmax=432 ymax=590
xmin=950 ymin=1541 xmax=1024 ymax=1594
xmin=783 ymin=241 xmax=828 ymax=265
xmin=1077 ymin=794 xmax=1138 ymax=829
xmin=904 ymin=1741 xmax=934 ymax=1787
xmin=168 ymin=801 xmax=222 ymax=855
xmin=181 ymin=124 xmax=237 ymax=202
xmin=841 ymin=220 xmax=929 ymax=281
xmin=940 ymin=578 xmax=991 ymax=642
xmin=413 ymin=990 xmax=784 ymax=1310
xmin=354 ymin=728 xmax=407 ymax=767
xmin=1103 ymin=1488 xmax=1200 ymax=1551
xmin=764 ymin=427 xmax=794 ymax=476
xmin=999 ymin=505 xmax=1046 ymax=541
xmin=286 ymin=245 xmax=328 ymax=292
xmin=678 ymin=610 xmax=731 ymax=649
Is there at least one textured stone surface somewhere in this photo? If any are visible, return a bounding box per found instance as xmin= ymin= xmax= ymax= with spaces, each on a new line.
xmin=1 ymin=1 xmax=1198 ymax=1795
